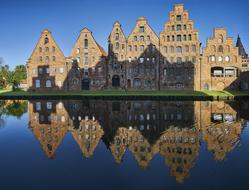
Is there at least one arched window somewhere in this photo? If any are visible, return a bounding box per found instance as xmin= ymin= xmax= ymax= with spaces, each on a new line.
xmin=170 ymin=46 xmax=174 ymax=53
xmin=53 ymin=56 xmax=56 ymax=61
xmin=140 ymin=36 xmax=144 ymax=41
xmin=177 ymin=46 xmax=182 ymax=53
xmin=140 ymin=45 xmax=144 ymax=52
xmin=185 ymin=45 xmax=189 ymax=52
xmin=172 ymin=25 xmax=175 ymax=31
xmin=218 ymin=45 xmax=223 ymax=53
xmin=45 ymin=47 xmax=49 ymax=53
xmin=46 ymin=80 xmax=52 ymax=88
xmin=218 ymin=35 xmax=223 ymax=43
xmin=183 ymin=35 xmax=187 ymax=41
xmin=147 ymin=35 xmax=150 ymax=42
xmin=167 ymin=36 xmax=170 ymax=42
xmin=163 ymin=46 xmax=167 ymax=54
xmin=177 ymin=24 xmax=181 ymax=31
xmin=45 ymin=56 xmax=49 ymax=63
xmin=44 ymin=37 xmax=49 ymax=44
xmin=84 ymin=39 xmax=88 ymax=49
xmin=129 ymin=45 xmax=132 ymax=51
xmin=177 ymin=35 xmax=182 ymax=42
xmin=188 ymin=34 xmax=192 ymax=41
xmin=134 ymin=45 xmax=137 ymax=51
xmin=39 ymin=47 xmax=42 ymax=53
xmin=172 ymin=35 xmax=175 ymax=41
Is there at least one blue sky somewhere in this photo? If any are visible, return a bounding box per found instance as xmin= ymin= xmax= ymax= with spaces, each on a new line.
xmin=0 ymin=0 xmax=248 ymax=69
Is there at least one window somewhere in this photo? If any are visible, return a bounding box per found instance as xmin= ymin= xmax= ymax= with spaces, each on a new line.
xmin=167 ymin=36 xmax=170 ymax=42
xmin=192 ymin=45 xmax=196 ymax=52
xmin=38 ymin=68 xmax=43 ymax=74
xmin=115 ymin=42 xmax=119 ymax=50
xmin=32 ymin=68 xmax=37 ymax=74
xmin=177 ymin=24 xmax=181 ymax=31
xmin=45 ymin=47 xmax=49 ymax=53
xmin=211 ymin=56 xmax=215 ymax=62
xmin=139 ymin=57 xmax=144 ymax=63
xmin=84 ymin=39 xmax=88 ymax=49
xmin=183 ymin=25 xmax=187 ymax=30
xmin=192 ymin=56 xmax=196 ymax=64
xmin=140 ymin=45 xmax=144 ymax=52
xmin=52 ymin=47 xmax=55 ymax=53
xmin=188 ymin=34 xmax=192 ymax=41
xmin=84 ymin=53 xmax=88 ymax=65
xmin=183 ymin=35 xmax=187 ymax=41
xmin=76 ymin=57 xmax=80 ymax=63
xmin=140 ymin=36 xmax=144 ymax=41
xmin=47 ymin=102 xmax=52 ymax=110
xmin=139 ymin=26 xmax=145 ymax=33
xmin=128 ymin=57 xmax=132 ymax=63
xmin=134 ymin=36 xmax=137 ymax=41
xmin=134 ymin=45 xmax=137 ymax=51
xmin=36 ymin=102 xmax=41 ymax=111
xmin=46 ymin=68 xmax=50 ymax=74
xmin=163 ymin=46 xmax=167 ymax=54
xmin=163 ymin=68 xmax=167 ymax=76
xmin=176 ymin=15 xmax=182 ymax=21
xmin=129 ymin=45 xmax=132 ymax=51
xmin=52 ymin=56 xmax=56 ymax=61
xmin=177 ymin=35 xmax=182 ymax=42
xmin=170 ymin=57 xmax=174 ymax=64
xmin=46 ymin=80 xmax=52 ymax=88
xmin=44 ymin=37 xmax=49 ymax=44
xmin=185 ymin=56 xmax=189 ymax=63
xmin=177 ymin=46 xmax=182 ymax=53
xmin=218 ymin=56 xmax=223 ymax=62
xmin=185 ymin=45 xmax=189 ymax=52
xmin=45 ymin=56 xmax=49 ymax=63
xmin=177 ymin=57 xmax=182 ymax=64
xmin=147 ymin=35 xmax=150 ymax=42
xmin=225 ymin=56 xmax=230 ymax=62
xmin=39 ymin=56 xmax=42 ymax=62
xmin=35 ymin=80 xmax=40 ymax=88
xmin=218 ymin=45 xmax=223 ymax=53
xmin=172 ymin=35 xmax=175 ymax=41
xmin=39 ymin=47 xmax=42 ymax=53
xmin=170 ymin=46 xmax=174 ymax=53
xmin=52 ymin=67 xmax=56 ymax=73
xmin=172 ymin=25 xmax=175 ymax=31
xmin=218 ymin=35 xmax=223 ymax=43
xmin=76 ymin=48 xmax=80 ymax=54
xmin=115 ymin=33 xmax=119 ymax=40
xmin=59 ymin=67 xmax=64 ymax=73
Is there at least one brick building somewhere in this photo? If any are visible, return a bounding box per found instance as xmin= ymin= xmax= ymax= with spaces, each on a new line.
xmin=26 ymin=4 xmax=248 ymax=92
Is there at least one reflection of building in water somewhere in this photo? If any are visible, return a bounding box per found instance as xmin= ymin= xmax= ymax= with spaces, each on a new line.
xmin=158 ymin=101 xmax=199 ymax=183
xmin=70 ymin=119 xmax=104 ymax=158
xmin=64 ymin=100 xmax=107 ymax=158
xmin=28 ymin=100 xmax=69 ymax=159
xmin=199 ymin=101 xmax=243 ymax=161
xmin=128 ymin=129 xmax=159 ymax=169
xmin=27 ymin=99 xmax=248 ymax=182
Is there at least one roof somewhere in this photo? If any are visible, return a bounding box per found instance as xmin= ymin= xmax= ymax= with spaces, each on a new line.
xmin=236 ymin=35 xmax=248 ymax=58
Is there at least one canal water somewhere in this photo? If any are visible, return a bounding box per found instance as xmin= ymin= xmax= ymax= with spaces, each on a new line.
xmin=0 ymin=100 xmax=248 ymax=190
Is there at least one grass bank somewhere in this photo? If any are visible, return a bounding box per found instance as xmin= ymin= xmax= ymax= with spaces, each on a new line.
xmin=0 ymin=89 xmax=248 ymax=100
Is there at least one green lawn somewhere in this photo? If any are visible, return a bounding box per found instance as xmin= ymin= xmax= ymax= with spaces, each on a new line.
xmin=0 ymin=89 xmax=248 ymax=98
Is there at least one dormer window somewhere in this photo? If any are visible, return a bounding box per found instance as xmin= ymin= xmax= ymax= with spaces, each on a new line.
xmin=44 ymin=37 xmax=49 ymax=44
xmin=115 ymin=33 xmax=119 ymax=40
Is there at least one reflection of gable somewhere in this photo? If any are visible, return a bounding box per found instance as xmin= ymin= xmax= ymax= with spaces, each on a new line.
xmin=69 ymin=119 xmax=104 ymax=158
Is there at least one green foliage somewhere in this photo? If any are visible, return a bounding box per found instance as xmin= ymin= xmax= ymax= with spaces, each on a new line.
xmin=0 ymin=63 xmax=27 ymax=91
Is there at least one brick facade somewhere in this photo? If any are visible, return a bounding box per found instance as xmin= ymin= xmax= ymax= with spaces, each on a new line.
xmin=26 ymin=4 xmax=248 ymax=92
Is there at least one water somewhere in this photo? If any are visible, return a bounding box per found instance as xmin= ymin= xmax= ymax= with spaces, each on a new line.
xmin=0 ymin=100 xmax=249 ymax=190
